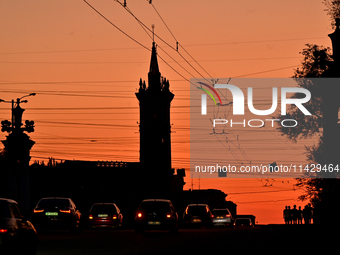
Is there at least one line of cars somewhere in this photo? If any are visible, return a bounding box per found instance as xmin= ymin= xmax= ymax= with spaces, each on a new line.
xmin=30 ymin=197 xmax=243 ymax=233
xmin=0 ymin=196 xmax=125 ymax=255
xmin=31 ymin=197 xmax=254 ymax=232
xmin=1 ymin=196 xmax=253 ymax=255
xmin=133 ymin=199 xmax=252 ymax=233
xmin=181 ymin=203 xmax=235 ymax=228
xmin=31 ymin=197 xmax=123 ymax=230
xmin=30 ymin=197 xmax=244 ymax=233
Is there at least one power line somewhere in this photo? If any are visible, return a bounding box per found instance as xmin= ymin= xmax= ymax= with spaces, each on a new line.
xmin=84 ymin=0 xmax=194 ymax=85
xmin=236 ymin=198 xmax=298 ymax=204
xmin=183 ymin=36 xmax=326 ymax=47
xmin=113 ymin=0 xmax=176 ymax=51
xmin=0 ymin=47 xmax=142 ymax=55
xmin=147 ymin=2 xmax=213 ymax=79
xmin=0 ymin=37 xmax=326 ymax=55
xmin=0 ymin=56 xmax=301 ymax=64
xmin=83 ymin=0 xmax=151 ymax=52
xmin=148 ymin=0 xmax=177 ymax=43
xmin=112 ymin=0 xmax=212 ymax=85
xmin=234 ymin=65 xmax=299 ymax=78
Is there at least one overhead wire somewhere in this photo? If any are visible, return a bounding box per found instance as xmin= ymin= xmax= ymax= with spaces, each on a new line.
xmin=83 ymin=0 xmax=151 ymax=52
xmin=112 ymin=0 xmax=213 ymax=85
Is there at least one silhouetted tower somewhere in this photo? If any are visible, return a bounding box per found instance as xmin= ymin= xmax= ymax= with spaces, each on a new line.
xmin=136 ymin=42 xmax=174 ymax=197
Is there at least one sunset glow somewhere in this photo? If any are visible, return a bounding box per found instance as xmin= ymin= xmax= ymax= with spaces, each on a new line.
xmin=0 ymin=0 xmax=334 ymax=224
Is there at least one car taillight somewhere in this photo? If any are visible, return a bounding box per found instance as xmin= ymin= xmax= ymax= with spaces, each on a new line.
xmin=89 ymin=215 xmax=93 ymax=220
xmin=166 ymin=214 xmax=171 ymax=218
xmin=113 ymin=215 xmax=117 ymax=219
xmin=60 ymin=209 xmax=71 ymax=213
xmin=137 ymin=213 xmax=142 ymax=218
xmin=33 ymin=209 xmax=44 ymax=213
xmin=0 ymin=229 xmax=8 ymax=233
xmin=226 ymin=214 xmax=231 ymax=217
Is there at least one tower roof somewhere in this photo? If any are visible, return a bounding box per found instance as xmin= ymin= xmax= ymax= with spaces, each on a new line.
xmin=149 ymin=42 xmax=160 ymax=76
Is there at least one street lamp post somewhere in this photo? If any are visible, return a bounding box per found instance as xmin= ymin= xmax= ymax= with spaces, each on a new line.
xmin=0 ymin=93 xmax=36 ymax=216
xmin=1 ymin=93 xmax=36 ymax=133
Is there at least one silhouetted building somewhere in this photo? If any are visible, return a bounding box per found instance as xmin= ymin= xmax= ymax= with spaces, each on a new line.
xmin=136 ymin=42 xmax=174 ymax=197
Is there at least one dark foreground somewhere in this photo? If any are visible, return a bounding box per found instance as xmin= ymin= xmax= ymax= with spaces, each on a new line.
xmin=36 ymin=224 xmax=332 ymax=254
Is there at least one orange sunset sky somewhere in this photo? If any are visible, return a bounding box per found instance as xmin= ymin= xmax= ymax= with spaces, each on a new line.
xmin=0 ymin=0 xmax=334 ymax=224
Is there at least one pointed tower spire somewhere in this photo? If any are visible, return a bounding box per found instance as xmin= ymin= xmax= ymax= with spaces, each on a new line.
xmin=149 ymin=42 xmax=160 ymax=75
xmin=148 ymin=39 xmax=161 ymax=90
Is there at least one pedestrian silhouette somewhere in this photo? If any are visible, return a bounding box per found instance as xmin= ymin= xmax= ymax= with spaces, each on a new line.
xmin=303 ymin=204 xmax=313 ymax=224
xmin=291 ymin=205 xmax=298 ymax=224
xmin=297 ymin=206 xmax=303 ymax=224
xmin=283 ymin=206 xmax=290 ymax=224
xmin=287 ymin=206 xmax=292 ymax=224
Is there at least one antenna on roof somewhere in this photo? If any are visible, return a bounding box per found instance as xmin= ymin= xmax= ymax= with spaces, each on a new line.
xmin=152 ymin=24 xmax=155 ymax=43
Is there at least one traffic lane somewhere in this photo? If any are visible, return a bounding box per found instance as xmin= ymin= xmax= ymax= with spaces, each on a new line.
xmin=36 ymin=225 xmax=319 ymax=254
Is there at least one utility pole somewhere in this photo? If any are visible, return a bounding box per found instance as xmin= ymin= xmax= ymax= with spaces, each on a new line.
xmin=0 ymin=93 xmax=36 ymax=216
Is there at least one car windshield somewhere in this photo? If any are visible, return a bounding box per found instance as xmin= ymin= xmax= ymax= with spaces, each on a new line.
xmin=138 ymin=201 xmax=170 ymax=213
xmin=0 ymin=201 xmax=11 ymax=218
xmin=90 ymin=204 xmax=117 ymax=214
xmin=212 ymin=209 xmax=230 ymax=215
xmin=186 ymin=206 xmax=207 ymax=215
xmin=37 ymin=198 xmax=71 ymax=208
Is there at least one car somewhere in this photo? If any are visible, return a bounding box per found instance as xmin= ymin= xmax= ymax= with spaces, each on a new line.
xmin=212 ymin=208 xmax=234 ymax=227
xmin=234 ymin=218 xmax=254 ymax=228
xmin=0 ymin=198 xmax=38 ymax=255
xmin=88 ymin=203 xmax=123 ymax=229
xmin=135 ymin=199 xmax=178 ymax=233
xmin=32 ymin=197 xmax=81 ymax=231
xmin=183 ymin=204 xmax=213 ymax=227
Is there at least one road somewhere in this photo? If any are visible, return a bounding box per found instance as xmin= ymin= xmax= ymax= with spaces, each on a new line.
xmin=36 ymin=225 xmax=329 ymax=254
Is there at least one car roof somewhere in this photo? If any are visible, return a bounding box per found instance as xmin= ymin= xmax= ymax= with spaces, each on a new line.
xmin=92 ymin=203 xmax=116 ymax=205
xmin=39 ymin=197 xmax=71 ymax=200
xmin=187 ymin=204 xmax=209 ymax=207
xmin=90 ymin=203 xmax=117 ymax=208
xmin=142 ymin=199 xmax=171 ymax=203
xmin=0 ymin=198 xmax=17 ymax=204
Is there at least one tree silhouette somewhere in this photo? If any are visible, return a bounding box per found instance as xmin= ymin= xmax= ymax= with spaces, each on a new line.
xmin=276 ymin=44 xmax=336 ymax=163
xmin=274 ymin=9 xmax=340 ymax=223
xmin=324 ymin=0 xmax=340 ymax=28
